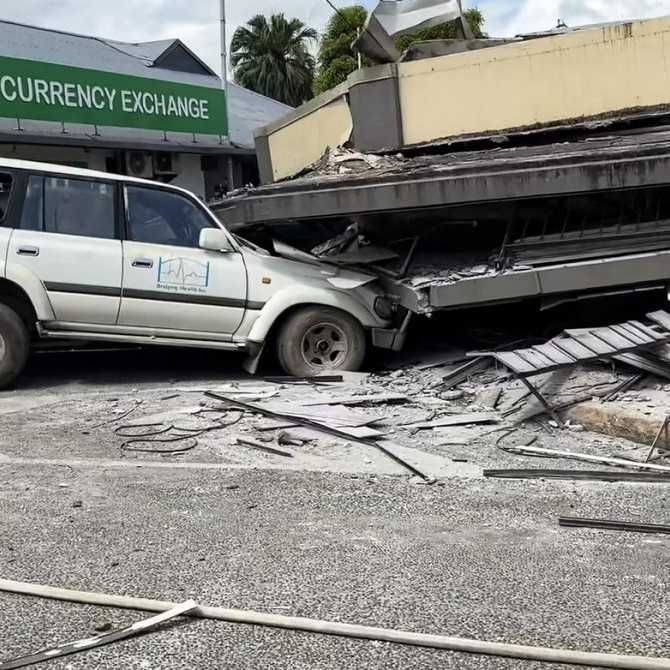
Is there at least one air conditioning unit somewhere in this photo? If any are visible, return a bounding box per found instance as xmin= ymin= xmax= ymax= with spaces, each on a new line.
xmin=126 ymin=151 xmax=153 ymax=179
xmin=154 ymin=152 xmax=177 ymax=176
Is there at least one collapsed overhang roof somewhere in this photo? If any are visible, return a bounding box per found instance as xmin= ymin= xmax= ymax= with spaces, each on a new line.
xmin=217 ymin=128 xmax=670 ymax=228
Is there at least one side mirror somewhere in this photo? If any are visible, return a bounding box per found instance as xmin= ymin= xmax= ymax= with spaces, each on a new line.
xmin=199 ymin=228 xmax=234 ymax=253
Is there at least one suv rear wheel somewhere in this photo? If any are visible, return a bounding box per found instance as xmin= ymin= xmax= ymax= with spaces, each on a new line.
xmin=277 ymin=306 xmax=366 ymax=377
xmin=0 ymin=303 xmax=30 ymax=389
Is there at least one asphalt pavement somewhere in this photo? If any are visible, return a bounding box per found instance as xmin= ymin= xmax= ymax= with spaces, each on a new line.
xmin=1 ymin=347 xmax=669 ymax=669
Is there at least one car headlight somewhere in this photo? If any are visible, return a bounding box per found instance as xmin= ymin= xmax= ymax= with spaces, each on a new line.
xmin=374 ymin=296 xmax=395 ymax=320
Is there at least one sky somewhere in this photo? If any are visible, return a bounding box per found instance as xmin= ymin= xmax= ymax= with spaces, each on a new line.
xmin=2 ymin=0 xmax=670 ymax=77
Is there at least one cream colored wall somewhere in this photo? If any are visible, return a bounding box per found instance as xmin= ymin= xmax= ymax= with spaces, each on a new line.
xmin=267 ymin=96 xmax=353 ymax=181
xmin=397 ymin=17 xmax=670 ymax=145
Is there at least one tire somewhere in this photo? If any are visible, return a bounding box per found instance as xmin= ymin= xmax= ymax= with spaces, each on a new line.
xmin=0 ymin=303 xmax=30 ymax=390
xmin=277 ymin=306 xmax=366 ymax=377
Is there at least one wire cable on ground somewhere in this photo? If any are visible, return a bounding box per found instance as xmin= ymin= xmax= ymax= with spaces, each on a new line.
xmin=88 ymin=401 xmax=143 ymax=429
xmin=114 ymin=411 xmax=243 ymax=454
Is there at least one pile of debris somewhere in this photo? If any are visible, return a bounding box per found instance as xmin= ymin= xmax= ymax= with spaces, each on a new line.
xmin=81 ymin=309 xmax=670 ymax=489
xmin=303 ymin=147 xmax=403 ymax=180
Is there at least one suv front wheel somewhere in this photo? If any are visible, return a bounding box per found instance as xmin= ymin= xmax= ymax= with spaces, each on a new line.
xmin=0 ymin=303 xmax=30 ymax=389
xmin=277 ymin=306 xmax=366 ymax=377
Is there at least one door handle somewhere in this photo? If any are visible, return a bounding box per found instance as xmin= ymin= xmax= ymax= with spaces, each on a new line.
xmin=132 ymin=258 xmax=154 ymax=269
xmin=17 ymin=246 xmax=40 ymax=257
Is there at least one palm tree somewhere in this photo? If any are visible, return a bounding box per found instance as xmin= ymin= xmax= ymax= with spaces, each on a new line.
xmin=231 ymin=14 xmax=318 ymax=107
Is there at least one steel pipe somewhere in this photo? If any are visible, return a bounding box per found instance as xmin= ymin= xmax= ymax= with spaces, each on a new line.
xmin=1 ymin=579 xmax=670 ymax=669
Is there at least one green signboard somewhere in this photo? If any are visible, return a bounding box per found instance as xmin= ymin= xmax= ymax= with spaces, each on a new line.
xmin=0 ymin=55 xmax=227 ymax=136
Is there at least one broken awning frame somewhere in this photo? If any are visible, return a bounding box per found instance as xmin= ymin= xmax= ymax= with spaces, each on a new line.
xmin=469 ymin=311 xmax=670 ymax=426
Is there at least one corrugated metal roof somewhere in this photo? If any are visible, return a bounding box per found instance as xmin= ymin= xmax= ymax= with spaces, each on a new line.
xmin=0 ymin=19 xmax=292 ymax=149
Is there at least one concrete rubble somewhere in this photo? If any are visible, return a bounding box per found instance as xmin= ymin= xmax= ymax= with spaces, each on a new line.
xmin=7 ymin=314 xmax=670 ymax=479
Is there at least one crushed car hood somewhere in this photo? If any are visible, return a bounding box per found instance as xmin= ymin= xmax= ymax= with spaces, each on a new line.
xmin=270 ymin=240 xmax=377 ymax=289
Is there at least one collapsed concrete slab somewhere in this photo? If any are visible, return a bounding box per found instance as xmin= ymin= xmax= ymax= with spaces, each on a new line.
xmin=254 ymin=16 xmax=670 ymax=182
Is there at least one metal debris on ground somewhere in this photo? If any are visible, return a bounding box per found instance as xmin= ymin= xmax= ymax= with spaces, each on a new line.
xmin=613 ymin=351 xmax=670 ymax=380
xmin=300 ymin=393 xmax=409 ymax=407
xmin=204 ymin=391 xmax=433 ymax=481
xmin=385 ymin=347 xmax=466 ymax=371
xmin=645 ymin=415 xmax=670 ymax=462
xmin=259 ymin=402 xmax=385 ymax=429
xmin=483 ymin=469 xmax=670 ymax=483
xmin=257 ymin=422 xmax=386 ymax=439
xmin=602 ymin=374 xmax=645 ymax=401
xmin=502 ymin=444 xmax=670 ymax=473
xmin=470 ymin=312 xmax=670 ymax=426
xmin=264 ymin=375 xmax=344 ymax=384
xmin=559 ymin=517 xmax=670 ymax=535
xmin=414 ymin=351 xmax=467 ymax=371
xmin=405 ymin=412 xmax=499 ymax=430
xmin=236 ymin=438 xmax=294 ymax=458
xmin=442 ymin=358 xmax=491 ymax=389
xmin=475 ymin=318 xmax=668 ymax=375
xmin=0 ymin=600 xmax=198 ymax=670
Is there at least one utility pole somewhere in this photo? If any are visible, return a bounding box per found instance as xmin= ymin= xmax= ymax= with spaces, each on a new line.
xmin=356 ymin=27 xmax=362 ymax=69
xmin=219 ymin=0 xmax=228 ymax=98
xmin=220 ymin=0 xmax=234 ymax=189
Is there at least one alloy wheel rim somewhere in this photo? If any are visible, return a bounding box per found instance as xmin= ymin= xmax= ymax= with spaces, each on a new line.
xmin=301 ymin=322 xmax=349 ymax=370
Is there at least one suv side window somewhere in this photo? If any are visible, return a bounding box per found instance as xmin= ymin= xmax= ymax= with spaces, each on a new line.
xmin=126 ymin=186 xmax=213 ymax=248
xmin=18 ymin=176 xmax=43 ymax=231
xmin=0 ymin=173 xmax=14 ymax=224
xmin=18 ymin=175 xmax=116 ymax=240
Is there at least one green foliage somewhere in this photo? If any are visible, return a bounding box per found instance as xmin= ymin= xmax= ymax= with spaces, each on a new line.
xmin=314 ymin=6 xmax=371 ymax=95
xmin=395 ymin=8 xmax=486 ymax=53
xmin=231 ymin=14 xmax=317 ymax=107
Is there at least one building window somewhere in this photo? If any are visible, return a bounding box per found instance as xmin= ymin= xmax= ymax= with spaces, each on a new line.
xmin=18 ymin=176 xmax=116 ymax=239
xmin=126 ymin=186 xmax=212 ymax=248
xmin=0 ymin=173 xmax=14 ymax=223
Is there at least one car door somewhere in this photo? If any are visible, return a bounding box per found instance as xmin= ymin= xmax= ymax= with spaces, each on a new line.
xmin=0 ymin=171 xmax=16 ymax=277
xmin=7 ymin=174 xmax=122 ymax=325
xmin=118 ymin=184 xmax=247 ymax=337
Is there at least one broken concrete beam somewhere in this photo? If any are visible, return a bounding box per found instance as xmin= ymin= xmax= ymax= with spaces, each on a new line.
xmin=566 ymin=402 xmax=670 ymax=447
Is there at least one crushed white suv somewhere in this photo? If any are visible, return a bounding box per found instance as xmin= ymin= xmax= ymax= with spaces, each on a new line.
xmin=0 ymin=159 xmax=405 ymax=389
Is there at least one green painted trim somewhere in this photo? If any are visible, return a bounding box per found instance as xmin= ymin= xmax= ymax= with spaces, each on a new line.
xmin=0 ymin=54 xmax=227 ymax=136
